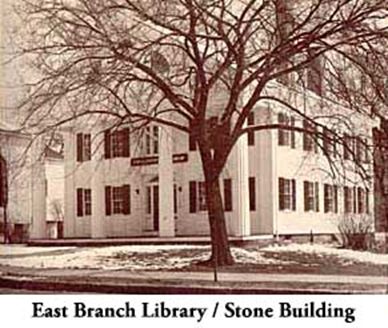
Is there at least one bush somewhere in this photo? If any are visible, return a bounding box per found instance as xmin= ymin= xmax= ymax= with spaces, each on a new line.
xmin=338 ymin=215 xmax=373 ymax=251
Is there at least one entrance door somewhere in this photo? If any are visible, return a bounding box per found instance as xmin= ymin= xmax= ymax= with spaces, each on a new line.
xmin=146 ymin=184 xmax=159 ymax=232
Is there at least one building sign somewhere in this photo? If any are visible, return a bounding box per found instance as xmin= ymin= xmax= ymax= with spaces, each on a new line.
xmin=131 ymin=153 xmax=188 ymax=167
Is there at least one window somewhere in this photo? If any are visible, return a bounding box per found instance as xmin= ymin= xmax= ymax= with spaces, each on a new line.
xmin=307 ymin=50 xmax=324 ymax=95
xmin=104 ymin=128 xmax=130 ymax=159
xmin=223 ymin=179 xmax=233 ymax=212
xmin=279 ymin=178 xmax=296 ymax=211
xmin=249 ymin=177 xmax=256 ymax=212
xmin=323 ymin=128 xmax=336 ymax=156
xmin=76 ymin=133 xmax=92 ymax=162
xmin=303 ymin=120 xmax=318 ymax=152
xmin=189 ymin=181 xmax=207 ymax=213
xmin=324 ymin=184 xmax=338 ymax=213
xmin=357 ymin=187 xmax=365 ymax=214
xmin=304 ymin=181 xmax=319 ymax=212
xmin=247 ymin=112 xmax=255 ymax=146
xmin=144 ymin=126 xmax=159 ymax=155
xmin=76 ymin=188 xmax=92 ymax=217
xmin=355 ymin=137 xmax=369 ymax=163
xmin=343 ymin=134 xmax=354 ymax=160
xmin=105 ymin=185 xmax=131 ymax=216
xmin=278 ymin=113 xmax=296 ymax=148
xmin=344 ymin=186 xmax=353 ymax=213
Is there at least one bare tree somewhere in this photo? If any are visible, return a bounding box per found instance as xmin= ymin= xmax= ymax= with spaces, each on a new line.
xmin=13 ymin=0 xmax=388 ymax=265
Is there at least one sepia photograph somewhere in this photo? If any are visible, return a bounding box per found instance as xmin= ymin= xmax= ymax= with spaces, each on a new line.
xmin=1 ymin=0 xmax=388 ymax=299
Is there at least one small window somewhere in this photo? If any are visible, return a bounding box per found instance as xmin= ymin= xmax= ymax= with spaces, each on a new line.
xmin=324 ymin=184 xmax=338 ymax=213
xmin=344 ymin=186 xmax=353 ymax=213
xmin=278 ymin=113 xmax=296 ymax=148
xmin=304 ymin=181 xmax=319 ymax=212
xmin=144 ymin=126 xmax=159 ymax=156
xmin=76 ymin=133 xmax=92 ymax=162
xmin=343 ymin=134 xmax=354 ymax=160
xmin=84 ymin=189 xmax=92 ymax=216
xmin=279 ymin=178 xmax=296 ymax=211
xmin=303 ymin=120 xmax=318 ymax=152
xmin=323 ymin=128 xmax=336 ymax=156
xmin=104 ymin=128 xmax=130 ymax=159
xmin=76 ymin=188 xmax=92 ymax=217
xmin=112 ymin=187 xmax=123 ymax=214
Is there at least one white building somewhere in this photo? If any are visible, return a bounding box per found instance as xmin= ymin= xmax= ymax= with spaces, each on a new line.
xmin=62 ymin=84 xmax=375 ymax=240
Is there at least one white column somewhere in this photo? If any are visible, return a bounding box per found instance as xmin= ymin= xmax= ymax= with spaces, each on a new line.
xmin=30 ymin=140 xmax=47 ymax=239
xmin=158 ymin=125 xmax=175 ymax=237
xmin=233 ymin=131 xmax=251 ymax=237
xmin=91 ymin=130 xmax=106 ymax=238
xmin=64 ymin=130 xmax=75 ymax=238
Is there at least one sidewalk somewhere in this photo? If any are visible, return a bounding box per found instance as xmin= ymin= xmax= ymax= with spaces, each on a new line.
xmin=1 ymin=264 xmax=387 ymax=294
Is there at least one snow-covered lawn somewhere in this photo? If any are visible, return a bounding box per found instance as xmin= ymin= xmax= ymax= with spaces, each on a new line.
xmin=1 ymin=243 xmax=388 ymax=271
xmin=263 ymin=243 xmax=388 ymax=266
xmin=0 ymin=244 xmax=291 ymax=270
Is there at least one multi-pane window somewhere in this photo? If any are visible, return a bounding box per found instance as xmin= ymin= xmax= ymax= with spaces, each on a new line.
xmin=279 ymin=178 xmax=296 ymax=211
xmin=344 ymin=186 xmax=353 ymax=213
xmin=105 ymin=185 xmax=131 ymax=215
xmin=278 ymin=113 xmax=296 ymax=148
xmin=189 ymin=181 xmax=208 ymax=213
xmin=76 ymin=133 xmax=92 ymax=162
xmin=145 ymin=126 xmax=159 ymax=155
xmin=355 ymin=137 xmax=369 ymax=163
xmin=304 ymin=181 xmax=320 ymax=212
xmin=303 ymin=120 xmax=318 ymax=152
xmin=323 ymin=128 xmax=336 ymax=156
xmin=343 ymin=134 xmax=354 ymax=160
xmin=324 ymin=184 xmax=338 ymax=213
xmin=306 ymin=50 xmax=324 ymax=95
xmin=112 ymin=187 xmax=123 ymax=214
xmin=104 ymin=128 xmax=130 ymax=159
xmin=76 ymin=188 xmax=92 ymax=217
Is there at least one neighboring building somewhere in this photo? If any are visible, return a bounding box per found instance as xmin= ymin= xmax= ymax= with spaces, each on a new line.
xmin=63 ymin=84 xmax=375 ymax=240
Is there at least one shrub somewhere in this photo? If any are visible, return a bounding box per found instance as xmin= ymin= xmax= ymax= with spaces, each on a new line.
xmin=338 ymin=215 xmax=373 ymax=250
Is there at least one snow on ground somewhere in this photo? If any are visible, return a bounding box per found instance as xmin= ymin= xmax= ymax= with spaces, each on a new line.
xmin=0 ymin=245 xmax=292 ymax=270
xmin=0 ymin=245 xmax=75 ymax=256
xmin=263 ymin=243 xmax=388 ymax=266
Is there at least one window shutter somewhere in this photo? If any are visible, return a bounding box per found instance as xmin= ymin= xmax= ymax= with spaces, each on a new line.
xmin=304 ymin=181 xmax=309 ymax=211
xmin=105 ymin=186 xmax=112 ymax=216
xmin=76 ymin=188 xmax=84 ymax=217
xmin=291 ymin=117 xmax=296 ymax=149
xmin=278 ymin=113 xmax=285 ymax=146
xmin=324 ymin=184 xmax=329 ymax=213
xmin=76 ymin=134 xmax=83 ymax=162
xmin=121 ymin=128 xmax=130 ymax=158
xmin=315 ymin=182 xmax=320 ymax=212
xmin=279 ymin=178 xmax=285 ymax=210
xmin=366 ymin=189 xmax=370 ymax=214
xmin=247 ymin=112 xmax=255 ymax=146
xmin=334 ymin=185 xmax=338 ymax=213
xmin=122 ymin=184 xmax=131 ymax=215
xmin=353 ymin=186 xmax=357 ymax=213
xmin=291 ymin=179 xmax=296 ymax=211
xmin=224 ymin=179 xmax=233 ymax=212
xmin=0 ymin=159 xmax=4 ymax=207
xmin=189 ymin=181 xmax=197 ymax=213
xmin=189 ymin=134 xmax=197 ymax=151
xmin=249 ymin=177 xmax=256 ymax=212
xmin=104 ymin=130 xmax=111 ymax=159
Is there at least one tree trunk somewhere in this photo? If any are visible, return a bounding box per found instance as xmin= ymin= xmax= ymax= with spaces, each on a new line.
xmin=204 ymin=171 xmax=234 ymax=266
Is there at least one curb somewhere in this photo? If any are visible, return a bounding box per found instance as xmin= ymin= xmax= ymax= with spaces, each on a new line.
xmin=0 ymin=275 xmax=381 ymax=295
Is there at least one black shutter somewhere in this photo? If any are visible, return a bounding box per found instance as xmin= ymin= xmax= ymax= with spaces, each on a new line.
xmin=105 ymin=186 xmax=112 ymax=216
xmin=304 ymin=181 xmax=309 ymax=211
xmin=247 ymin=112 xmax=255 ymax=146
xmin=249 ymin=177 xmax=256 ymax=212
xmin=315 ymin=182 xmax=320 ymax=212
xmin=324 ymin=184 xmax=329 ymax=213
xmin=224 ymin=179 xmax=233 ymax=212
xmin=279 ymin=178 xmax=285 ymax=210
xmin=0 ymin=159 xmax=4 ymax=207
xmin=76 ymin=134 xmax=83 ymax=162
xmin=76 ymin=188 xmax=84 ymax=217
xmin=278 ymin=113 xmax=285 ymax=146
xmin=104 ymin=130 xmax=111 ymax=159
xmin=334 ymin=185 xmax=338 ymax=213
xmin=291 ymin=117 xmax=296 ymax=149
xmin=291 ymin=179 xmax=296 ymax=211
xmin=353 ymin=186 xmax=357 ymax=213
xmin=189 ymin=181 xmax=197 ymax=213
xmin=122 ymin=184 xmax=131 ymax=214
xmin=122 ymin=128 xmax=130 ymax=158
